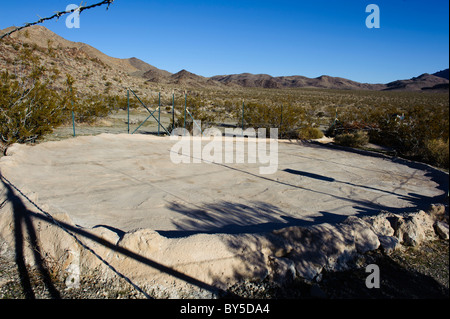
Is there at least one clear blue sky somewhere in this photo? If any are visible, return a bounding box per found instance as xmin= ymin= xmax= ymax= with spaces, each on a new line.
xmin=1 ymin=0 xmax=448 ymax=83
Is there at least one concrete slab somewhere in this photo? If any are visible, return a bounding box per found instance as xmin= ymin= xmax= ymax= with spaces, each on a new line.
xmin=0 ymin=134 xmax=446 ymax=238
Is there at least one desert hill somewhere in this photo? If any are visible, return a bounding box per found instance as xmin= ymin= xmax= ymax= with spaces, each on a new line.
xmin=211 ymin=71 xmax=449 ymax=91
xmin=144 ymin=69 xmax=224 ymax=88
xmin=1 ymin=25 xmax=448 ymax=93
xmin=433 ymin=69 xmax=450 ymax=80
xmin=210 ymin=73 xmax=388 ymax=90
xmin=385 ymin=72 xmax=450 ymax=92
xmin=0 ymin=25 xmax=165 ymax=97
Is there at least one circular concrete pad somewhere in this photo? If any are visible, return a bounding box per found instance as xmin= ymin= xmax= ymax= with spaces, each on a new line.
xmin=0 ymin=134 xmax=446 ymax=237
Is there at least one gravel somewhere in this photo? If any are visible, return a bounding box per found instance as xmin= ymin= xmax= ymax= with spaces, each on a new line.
xmin=315 ymin=240 xmax=449 ymax=299
xmin=1 ymin=239 xmax=448 ymax=299
xmin=0 ymin=253 xmax=144 ymax=299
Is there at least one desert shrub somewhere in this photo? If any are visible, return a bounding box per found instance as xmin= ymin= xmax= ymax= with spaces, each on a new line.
xmin=171 ymin=95 xmax=217 ymax=134
xmin=239 ymin=102 xmax=280 ymax=128
xmin=280 ymin=104 xmax=306 ymax=139
xmin=326 ymin=93 xmax=449 ymax=168
xmin=76 ymin=95 xmax=109 ymax=123
xmin=62 ymin=75 xmax=114 ymax=124
xmin=0 ymin=70 xmax=69 ymax=144
xmin=297 ymin=126 xmax=324 ymax=140
xmin=231 ymin=101 xmax=305 ymax=138
xmin=0 ymin=44 xmax=118 ymax=144
xmin=423 ymin=139 xmax=449 ymax=169
xmin=334 ymin=130 xmax=369 ymax=148
xmin=104 ymin=95 xmax=129 ymax=111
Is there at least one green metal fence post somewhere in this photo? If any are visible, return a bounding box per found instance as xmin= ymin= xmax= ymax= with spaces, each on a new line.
xmin=184 ymin=92 xmax=187 ymax=130
xmin=186 ymin=108 xmax=202 ymax=135
xmin=280 ymin=104 xmax=283 ymax=134
xmin=172 ymin=92 xmax=175 ymax=132
xmin=127 ymin=89 xmax=130 ymax=134
xmin=72 ymin=110 xmax=76 ymax=137
xmin=71 ymin=87 xmax=75 ymax=137
xmin=242 ymin=100 xmax=245 ymax=133
xmin=128 ymin=88 xmax=170 ymax=135
xmin=158 ymin=92 xmax=161 ymax=136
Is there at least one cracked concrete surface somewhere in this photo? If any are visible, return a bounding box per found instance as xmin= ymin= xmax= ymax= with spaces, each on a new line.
xmin=0 ymin=134 xmax=447 ymax=297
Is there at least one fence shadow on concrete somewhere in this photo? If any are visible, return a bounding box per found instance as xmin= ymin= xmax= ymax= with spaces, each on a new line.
xmin=2 ymin=176 xmax=61 ymax=299
xmin=294 ymin=140 xmax=449 ymax=207
xmin=160 ymin=149 xmax=448 ymax=238
xmin=159 ymin=200 xmax=350 ymax=238
xmin=282 ymin=168 xmax=428 ymax=206
xmin=0 ymin=173 xmax=231 ymax=299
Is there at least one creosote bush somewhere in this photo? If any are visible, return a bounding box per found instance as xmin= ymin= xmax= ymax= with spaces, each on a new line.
xmin=0 ymin=70 xmax=68 ymax=144
xmin=334 ymin=130 xmax=369 ymax=148
xmin=297 ymin=126 xmax=324 ymax=140
xmin=0 ymin=45 xmax=130 ymax=144
xmin=424 ymin=139 xmax=449 ymax=169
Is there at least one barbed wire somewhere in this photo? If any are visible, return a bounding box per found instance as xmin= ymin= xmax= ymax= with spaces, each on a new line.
xmin=0 ymin=0 xmax=114 ymax=40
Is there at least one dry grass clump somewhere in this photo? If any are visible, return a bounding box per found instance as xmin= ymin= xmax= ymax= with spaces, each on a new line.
xmin=423 ymin=139 xmax=449 ymax=169
xmin=334 ymin=130 xmax=369 ymax=148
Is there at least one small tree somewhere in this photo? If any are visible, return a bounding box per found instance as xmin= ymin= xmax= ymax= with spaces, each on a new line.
xmin=0 ymin=46 xmax=70 ymax=144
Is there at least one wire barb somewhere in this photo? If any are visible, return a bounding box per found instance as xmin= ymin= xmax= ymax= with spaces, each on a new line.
xmin=0 ymin=0 xmax=115 ymax=40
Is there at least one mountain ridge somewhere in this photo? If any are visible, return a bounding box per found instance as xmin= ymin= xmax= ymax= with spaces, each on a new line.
xmin=1 ymin=25 xmax=448 ymax=92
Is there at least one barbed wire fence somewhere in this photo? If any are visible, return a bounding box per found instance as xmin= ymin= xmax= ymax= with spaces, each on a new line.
xmin=1 ymin=0 xmax=235 ymax=299
xmin=0 ymin=0 xmax=158 ymax=299
xmin=0 ymin=0 xmax=114 ymax=40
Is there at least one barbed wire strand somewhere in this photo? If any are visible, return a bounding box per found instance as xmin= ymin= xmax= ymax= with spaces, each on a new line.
xmin=0 ymin=0 xmax=114 ymax=40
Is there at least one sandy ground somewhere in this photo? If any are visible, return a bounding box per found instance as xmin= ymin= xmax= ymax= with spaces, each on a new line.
xmin=0 ymin=134 xmax=447 ymax=238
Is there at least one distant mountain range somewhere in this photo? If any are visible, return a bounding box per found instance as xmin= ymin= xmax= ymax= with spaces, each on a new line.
xmin=1 ymin=25 xmax=448 ymax=94
xmin=211 ymin=70 xmax=449 ymax=91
